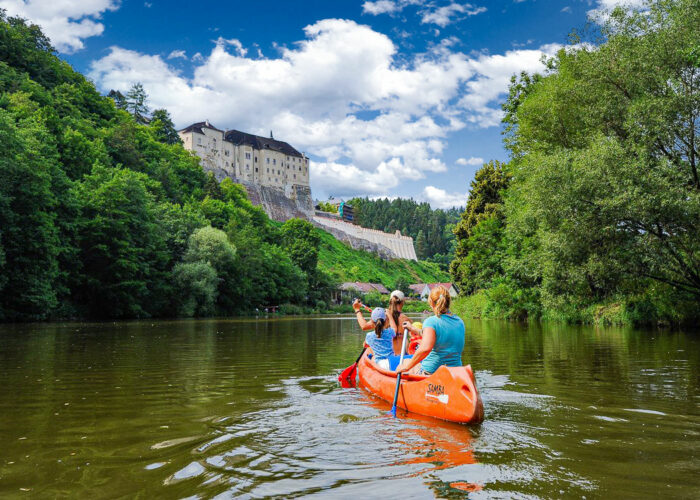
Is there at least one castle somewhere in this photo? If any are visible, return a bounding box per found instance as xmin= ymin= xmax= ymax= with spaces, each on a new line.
xmin=179 ymin=121 xmax=310 ymax=191
xmin=179 ymin=121 xmax=417 ymax=261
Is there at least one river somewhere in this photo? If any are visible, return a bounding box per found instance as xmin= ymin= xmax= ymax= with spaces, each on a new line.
xmin=0 ymin=316 xmax=697 ymax=498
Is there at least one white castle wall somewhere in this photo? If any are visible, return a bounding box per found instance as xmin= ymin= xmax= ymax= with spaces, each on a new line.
xmin=312 ymin=215 xmax=417 ymax=261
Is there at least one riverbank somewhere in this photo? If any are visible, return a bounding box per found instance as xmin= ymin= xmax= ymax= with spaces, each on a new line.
xmin=451 ymin=291 xmax=700 ymax=327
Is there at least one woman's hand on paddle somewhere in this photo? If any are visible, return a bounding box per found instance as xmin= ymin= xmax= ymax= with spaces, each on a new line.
xmin=402 ymin=321 xmax=416 ymax=335
xmin=396 ymin=360 xmax=411 ymax=373
xmin=352 ymin=299 xmax=362 ymax=312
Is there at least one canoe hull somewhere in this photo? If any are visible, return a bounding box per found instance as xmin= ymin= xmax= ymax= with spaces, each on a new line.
xmin=357 ymin=351 xmax=484 ymax=424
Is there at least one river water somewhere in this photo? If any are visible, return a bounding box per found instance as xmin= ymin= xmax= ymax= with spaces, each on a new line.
xmin=0 ymin=316 xmax=697 ymax=498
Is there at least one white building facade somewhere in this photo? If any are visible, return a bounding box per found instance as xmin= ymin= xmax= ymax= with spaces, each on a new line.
xmin=179 ymin=121 xmax=310 ymax=190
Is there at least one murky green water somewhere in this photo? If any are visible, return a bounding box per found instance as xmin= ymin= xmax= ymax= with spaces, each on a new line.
xmin=0 ymin=316 xmax=698 ymax=498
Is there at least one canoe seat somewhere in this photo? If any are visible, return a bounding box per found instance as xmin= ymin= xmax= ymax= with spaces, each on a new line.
xmin=367 ymin=353 xmax=413 ymax=371
xmin=388 ymin=354 xmax=412 ymax=371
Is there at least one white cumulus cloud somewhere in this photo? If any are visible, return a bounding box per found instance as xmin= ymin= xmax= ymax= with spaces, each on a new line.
xmin=89 ymin=19 xmax=558 ymax=199
xmin=422 ymin=186 xmax=466 ymax=209
xmin=167 ymin=50 xmax=187 ymax=60
xmin=456 ymin=157 xmax=483 ymax=166
xmin=0 ymin=0 xmax=119 ymax=53
xmin=421 ymin=3 xmax=487 ymax=27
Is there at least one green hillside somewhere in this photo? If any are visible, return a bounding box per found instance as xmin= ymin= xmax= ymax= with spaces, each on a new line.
xmin=316 ymin=228 xmax=449 ymax=287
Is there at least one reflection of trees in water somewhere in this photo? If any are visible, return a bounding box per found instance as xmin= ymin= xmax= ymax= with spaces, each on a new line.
xmin=464 ymin=319 xmax=699 ymax=402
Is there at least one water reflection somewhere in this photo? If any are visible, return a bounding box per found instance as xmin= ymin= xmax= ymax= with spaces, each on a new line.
xmin=0 ymin=317 xmax=697 ymax=497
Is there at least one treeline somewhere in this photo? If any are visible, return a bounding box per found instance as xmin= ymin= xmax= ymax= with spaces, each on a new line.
xmin=450 ymin=0 xmax=700 ymax=325
xmin=0 ymin=12 xmax=347 ymax=320
xmin=347 ymin=197 xmax=461 ymax=265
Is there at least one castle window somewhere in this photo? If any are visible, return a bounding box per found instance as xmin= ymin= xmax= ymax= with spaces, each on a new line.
xmin=278 ymin=170 xmax=281 ymax=175
xmin=245 ymin=152 xmax=251 ymax=159
xmin=226 ymin=161 xmax=229 ymax=166
xmin=273 ymin=159 xmax=276 ymax=165
xmin=255 ymin=167 xmax=258 ymax=172
xmin=255 ymin=157 xmax=258 ymax=162
xmin=246 ymin=164 xmax=250 ymax=170
xmin=197 ymin=138 xmax=202 ymax=145
xmin=266 ymin=158 xmax=269 ymax=164
xmin=267 ymin=168 xmax=269 ymax=173
xmin=293 ymin=174 xmax=296 ymax=179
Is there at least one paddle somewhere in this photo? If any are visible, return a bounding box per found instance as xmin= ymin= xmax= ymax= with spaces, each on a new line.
xmin=338 ymin=300 xmax=373 ymax=387
xmin=338 ymin=346 xmax=366 ymax=387
xmin=389 ymin=323 xmax=411 ymax=417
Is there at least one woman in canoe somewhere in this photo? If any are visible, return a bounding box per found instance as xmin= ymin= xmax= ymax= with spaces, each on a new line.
xmin=396 ymin=286 xmax=464 ymax=375
xmin=353 ymin=290 xmax=411 ymax=355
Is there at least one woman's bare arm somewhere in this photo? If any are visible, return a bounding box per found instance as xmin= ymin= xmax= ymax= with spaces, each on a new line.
xmin=396 ymin=327 xmax=435 ymax=372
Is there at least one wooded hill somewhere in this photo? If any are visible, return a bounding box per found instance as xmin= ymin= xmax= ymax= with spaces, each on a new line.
xmin=347 ymin=197 xmax=461 ymax=268
xmin=0 ymin=12 xmax=445 ymax=321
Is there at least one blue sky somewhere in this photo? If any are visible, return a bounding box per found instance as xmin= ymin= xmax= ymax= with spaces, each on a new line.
xmin=0 ymin=0 xmax=634 ymax=207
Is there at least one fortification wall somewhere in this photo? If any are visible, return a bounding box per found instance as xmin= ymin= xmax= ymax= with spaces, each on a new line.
xmin=312 ymin=215 xmax=418 ymax=261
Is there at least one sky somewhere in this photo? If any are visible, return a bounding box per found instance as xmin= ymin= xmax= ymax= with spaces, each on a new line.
xmin=0 ymin=0 xmax=641 ymax=208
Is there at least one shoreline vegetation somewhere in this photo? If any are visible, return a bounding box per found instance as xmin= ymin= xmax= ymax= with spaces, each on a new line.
xmin=449 ymin=1 xmax=699 ymax=328
xmin=1 ymin=2 xmax=698 ymax=327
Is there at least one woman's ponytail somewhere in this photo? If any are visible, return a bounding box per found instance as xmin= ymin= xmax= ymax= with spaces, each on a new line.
xmin=429 ymin=286 xmax=451 ymax=317
xmin=374 ymin=317 xmax=384 ymax=338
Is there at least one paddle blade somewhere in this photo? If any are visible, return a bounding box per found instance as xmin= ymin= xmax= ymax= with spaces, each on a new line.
xmin=338 ymin=363 xmax=358 ymax=388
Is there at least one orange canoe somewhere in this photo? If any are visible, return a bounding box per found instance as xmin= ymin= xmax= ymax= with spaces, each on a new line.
xmin=357 ymin=351 xmax=484 ymax=424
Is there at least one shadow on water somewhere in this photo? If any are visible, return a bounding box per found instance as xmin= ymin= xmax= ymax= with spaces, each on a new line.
xmin=0 ymin=316 xmax=697 ymax=498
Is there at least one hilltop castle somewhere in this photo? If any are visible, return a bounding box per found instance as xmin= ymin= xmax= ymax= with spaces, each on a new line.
xmin=179 ymin=121 xmax=310 ymax=191
xmin=179 ymin=121 xmax=417 ymax=260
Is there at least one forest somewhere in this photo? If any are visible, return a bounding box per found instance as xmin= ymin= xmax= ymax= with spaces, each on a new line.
xmin=0 ymin=12 xmax=445 ymax=321
xmin=450 ymin=0 xmax=700 ymax=326
xmin=347 ymin=197 xmax=461 ymax=267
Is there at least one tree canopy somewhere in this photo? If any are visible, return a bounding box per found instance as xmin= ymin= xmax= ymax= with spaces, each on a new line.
xmin=450 ymin=0 xmax=700 ymax=325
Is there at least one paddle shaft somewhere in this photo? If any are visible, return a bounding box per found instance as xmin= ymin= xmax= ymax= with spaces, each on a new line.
xmin=390 ymin=325 xmax=411 ymax=416
xmin=353 ymin=346 xmax=367 ymax=366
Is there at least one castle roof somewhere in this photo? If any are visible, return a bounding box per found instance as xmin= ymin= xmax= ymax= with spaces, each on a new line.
xmin=225 ymin=129 xmax=303 ymax=157
xmin=179 ymin=121 xmax=224 ymax=134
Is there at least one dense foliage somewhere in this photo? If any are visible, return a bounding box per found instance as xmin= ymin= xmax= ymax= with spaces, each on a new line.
xmin=347 ymin=197 xmax=461 ymax=265
xmin=0 ymin=12 xmax=440 ymax=321
xmin=450 ymin=0 xmax=700 ymax=325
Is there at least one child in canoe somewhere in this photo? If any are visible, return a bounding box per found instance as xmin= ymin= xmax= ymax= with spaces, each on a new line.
xmin=353 ymin=302 xmax=395 ymax=369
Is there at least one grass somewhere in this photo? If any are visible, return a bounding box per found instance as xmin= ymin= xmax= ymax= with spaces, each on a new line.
xmin=315 ymin=226 xmax=449 ymax=286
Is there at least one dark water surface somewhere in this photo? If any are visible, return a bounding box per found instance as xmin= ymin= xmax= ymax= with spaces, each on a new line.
xmin=0 ymin=316 xmax=698 ymax=498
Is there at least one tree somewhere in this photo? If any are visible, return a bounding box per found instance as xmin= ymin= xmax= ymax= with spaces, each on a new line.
xmin=172 ymin=261 xmax=218 ymax=317
xmin=280 ymin=218 xmax=320 ymax=275
xmin=74 ymin=167 xmax=169 ymax=318
xmin=415 ymin=230 xmax=428 ymax=260
xmin=204 ymin=172 xmax=224 ymax=200
xmin=0 ymin=108 xmax=61 ymax=320
xmin=108 ymin=89 xmax=127 ymax=110
xmin=453 ymin=160 xmax=511 ymax=241
xmin=125 ymin=82 xmax=149 ymax=124
xmin=503 ymin=0 xmax=700 ymax=302
xmin=182 ymin=226 xmax=237 ymax=312
xmin=150 ymin=108 xmax=180 ymax=144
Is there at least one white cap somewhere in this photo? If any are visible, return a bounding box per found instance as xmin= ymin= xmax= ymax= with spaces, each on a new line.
xmin=390 ymin=290 xmax=405 ymax=301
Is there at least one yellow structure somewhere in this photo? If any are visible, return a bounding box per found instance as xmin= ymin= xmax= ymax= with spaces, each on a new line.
xmin=178 ymin=121 xmax=310 ymax=191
